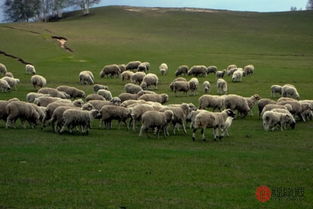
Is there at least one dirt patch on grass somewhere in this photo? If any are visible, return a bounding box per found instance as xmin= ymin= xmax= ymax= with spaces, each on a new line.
xmin=51 ymin=36 xmax=74 ymax=52
xmin=0 ymin=50 xmax=31 ymax=65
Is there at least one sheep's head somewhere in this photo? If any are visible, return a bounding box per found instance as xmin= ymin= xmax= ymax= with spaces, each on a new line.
xmin=90 ymin=109 xmax=101 ymax=119
xmin=111 ymin=97 xmax=121 ymax=105
xmin=225 ymin=109 xmax=236 ymax=118
xmin=140 ymin=81 xmax=147 ymax=89
xmin=164 ymin=110 xmax=174 ymax=122
xmin=82 ymin=103 xmax=94 ymax=111
xmin=73 ymin=99 xmax=84 ymax=107
xmin=285 ymin=114 xmax=296 ymax=129
xmin=161 ymin=94 xmax=169 ymax=104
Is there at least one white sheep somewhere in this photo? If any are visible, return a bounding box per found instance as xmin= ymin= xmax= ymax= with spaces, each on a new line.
xmin=226 ymin=64 xmax=237 ymax=76
xmin=175 ymin=65 xmax=189 ymax=76
xmin=121 ymin=70 xmax=135 ymax=81
xmin=38 ymin=87 xmax=70 ymax=99
xmin=100 ymin=105 xmax=131 ymax=129
xmin=93 ymin=84 xmax=109 ymax=92
xmin=189 ymin=77 xmax=199 ymax=96
xmin=207 ymin=66 xmax=217 ymax=74
xmin=141 ymin=73 xmax=159 ymax=90
xmin=159 ymin=63 xmax=168 ymax=75
xmin=282 ymin=84 xmax=300 ymax=99
xmin=188 ymin=65 xmax=207 ymax=77
xmin=262 ymin=110 xmax=296 ymax=131
xmin=131 ymin=71 xmax=146 ymax=84
xmin=0 ymin=63 xmax=7 ymax=75
xmin=25 ymin=64 xmax=36 ymax=74
xmin=79 ymin=71 xmax=94 ymax=85
xmin=5 ymin=72 xmax=14 ymax=77
xmin=118 ymin=93 xmax=139 ymax=102
xmin=126 ymin=61 xmax=141 ymax=71
xmin=216 ymin=70 xmax=225 ymax=78
xmin=1 ymin=77 xmax=19 ymax=90
xmin=271 ymin=85 xmax=282 ymax=97
xmin=31 ymin=75 xmax=47 ymax=89
xmin=85 ymin=93 xmax=106 ymax=102
xmin=56 ymin=85 xmax=86 ymax=98
xmin=0 ymin=79 xmax=11 ymax=92
xmin=203 ymin=81 xmax=211 ymax=93
xmin=224 ymin=94 xmax=250 ymax=117
xmin=231 ymin=69 xmax=244 ymax=82
xmin=169 ymin=80 xmax=190 ymax=96
xmin=138 ymin=62 xmax=149 ymax=73
xmin=216 ymin=78 xmax=228 ymax=95
xmin=129 ymin=103 xmax=155 ymax=130
xmin=243 ymin=64 xmax=254 ymax=76
xmin=26 ymin=92 xmax=47 ymax=103
xmin=97 ymin=89 xmax=113 ymax=101
xmin=199 ymin=95 xmax=225 ymax=111
xmin=99 ymin=64 xmax=121 ymax=78
xmin=138 ymin=93 xmax=168 ymax=104
xmin=124 ymin=83 xmax=143 ymax=94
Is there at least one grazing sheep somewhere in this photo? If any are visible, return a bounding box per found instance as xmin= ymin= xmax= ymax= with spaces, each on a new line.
xmin=203 ymin=81 xmax=211 ymax=93
xmin=85 ymin=94 xmax=106 ymax=102
xmin=186 ymin=109 xmax=206 ymax=129
xmin=207 ymin=66 xmax=217 ymax=74
xmin=129 ymin=103 xmax=155 ymax=130
xmin=25 ymin=64 xmax=36 ymax=75
xmin=216 ymin=78 xmax=228 ymax=95
xmin=118 ymin=93 xmax=139 ymax=102
xmin=257 ymin=98 xmax=276 ymax=117
xmin=138 ymin=93 xmax=168 ymax=104
xmin=31 ymin=75 xmax=46 ymax=89
xmin=142 ymin=62 xmax=150 ymax=72
xmin=232 ymin=69 xmax=244 ymax=82
xmin=175 ymin=65 xmax=189 ymax=77
xmin=118 ymin=64 xmax=126 ymax=72
xmin=79 ymin=71 xmax=94 ymax=85
xmin=121 ymin=70 xmax=135 ymax=81
xmin=260 ymin=104 xmax=293 ymax=117
xmin=262 ymin=110 xmax=296 ymax=131
xmin=49 ymin=106 xmax=78 ymax=132
xmin=97 ymin=89 xmax=112 ymax=101
xmin=224 ymin=94 xmax=250 ymax=117
xmin=141 ymin=73 xmax=159 ymax=90
xmin=0 ymin=79 xmax=11 ymax=92
xmin=271 ymin=85 xmax=282 ymax=97
xmin=216 ymin=70 xmax=225 ymax=78
xmin=124 ymin=83 xmax=143 ymax=94
xmin=169 ymin=80 xmax=190 ymax=96
xmin=6 ymin=101 xmax=40 ymax=128
xmin=126 ymin=61 xmax=141 ymax=71
xmin=0 ymin=63 xmax=7 ymax=75
xmin=99 ymin=64 xmax=121 ymax=78
xmin=282 ymin=84 xmax=300 ymax=99
xmin=159 ymin=63 xmax=168 ymax=75
xmin=0 ymin=98 xmax=20 ymax=123
xmin=188 ymin=65 xmax=207 ymax=77
xmin=226 ymin=64 xmax=237 ymax=75
xmin=277 ymin=99 xmax=302 ymax=120
xmin=138 ymin=62 xmax=149 ymax=73
xmin=44 ymin=101 xmax=77 ymax=127
xmin=189 ymin=77 xmax=199 ymax=96
xmin=131 ymin=72 xmax=146 ymax=84
xmin=56 ymin=85 xmax=85 ymax=98
xmin=83 ymin=100 xmax=113 ymax=111
xmin=60 ymin=109 xmax=100 ymax=134
xmin=26 ymin=92 xmax=47 ymax=103
xmin=220 ymin=116 xmax=234 ymax=136
xmin=93 ymin=84 xmax=109 ymax=92
xmin=192 ymin=109 xmax=236 ymax=141
xmin=38 ymin=87 xmax=70 ymax=99
xmin=100 ymin=105 xmax=131 ymax=129
xmin=5 ymin=72 xmax=14 ymax=77
xmin=199 ymin=95 xmax=225 ymax=111
xmin=2 ymin=77 xmax=20 ymax=90
xmin=111 ymin=97 xmax=122 ymax=105
xmin=245 ymin=94 xmax=261 ymax=115
xmin=139 ymin=110 xmax=174 ymax=138
xmin=243 ymin=64 xmax=254 ymax=76
xmin=137 ymin=90 xmax=156 ymax=96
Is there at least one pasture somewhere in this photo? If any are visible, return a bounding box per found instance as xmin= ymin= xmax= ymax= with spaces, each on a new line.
xmin=0 ymin=6 xmax=313 ymax=208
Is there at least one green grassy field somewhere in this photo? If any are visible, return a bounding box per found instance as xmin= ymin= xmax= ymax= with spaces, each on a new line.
xmin=0 ymin=6 xmax=313 ymax=209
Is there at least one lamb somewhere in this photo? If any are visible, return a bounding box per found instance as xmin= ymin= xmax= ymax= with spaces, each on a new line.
xmin=93 ymin=84 xmax=109 ymax=92
xmin=118 ymin=93 xmax=139 ymax=102
xmin=224 ymin=94 xmax=250 ymax=117
xmin=169 ymin=80 xmax=190 ymax=96
xmin=188 ymin=65 xmax=207 ymax=77
xmin=159 ymin=63 xmax=168 ymax=75
xmin=131 ymin=72 xmax=146 ymax=84
xmin=60 ymin=109 xmax=100 ymax=134
xmin=216 ymin=70 xmax=225 ymax=78
xmin=138 ymin=62 xmax=150 ymax=73
xmin=262 ymin=111 xmax=296 ymax=131
xmin=99 ymin=64 xmax=121 ymax=78
xmin=0 ymin=63 xmax=7 ymax=75
xmin=121 ymin=70 xmax=135 ymax=81
xmin=97 ymin=89 xmax=112 ymax=101
xmin=189 ymin=77 xmax=199 ymax=96
xmin=192 ymin=109 xmax=236 ymax=141
xmin=5 ymin=72 xmax=14 ymax=77
xmin=25 ymin=64 xmax=36 ymax=74
xmin=243 ymin=64 xmax=254 ymax=76
xmin=271 ymin=85 xmax=282 ymax=97
xmin=207 ymin=66 xmax=217 ymax=74
xmin=31 ymin=75 xmax=47 ymax=89
xmin=100 ymin=105 xmax=131 ymax=129
xmin=0 ymin=79 xmax=11 ymax=92
xmin=6 ymin=101 xmax=40 ymax=128
xmin=79 ymin=71 xmax=94 ymax=85
xmin=26 ymin=92 xmax=47 ymax=103
xmin=257 ymin=98 xmax=276 ymax=117
xmin=175 ymin=65 xmax=189 ymax=76
xmin=85 ymin=94 xmax=106 ymax=102
xmin=56 ymin=85 xmax=86 ymax=98
xmin=281 ymin=84 xmax=300 ymax=99
xmin=216 ymin=78 xmax=228 ymax=95
xmin=1 ymin=77 xmax=19 ymax=90
xmin=232 ymin=69 xmax=244 ymax=82
xmin=203 ymin=81 xmax=211 ymax=93
xmin=129 ymin=103 xmax=155 ymax=130
xmin=199 ymin=95 xmax=225 ymax=111
xmin=138 ymin=93 xmax=168 ymax=104
xmin=124 ymin=83 xmax=143 ymax=94
xmin=139 ymin=110 xmax=174 ymax=138
xmin=141 ymin=73 xmax=159 ymax=90
xmin=126 ymin=61 xmax=141 ymax=71
xmin=38 ymin=87 xmax=70 ymax=99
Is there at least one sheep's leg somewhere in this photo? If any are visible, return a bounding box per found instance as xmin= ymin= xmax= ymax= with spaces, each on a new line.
xmin=182 ymin=121 xmax=187 ymax=134
xmin=139 ymin=125 xmax=145 ymax=136
xmin=192 ymin=128 xmax=197 ymax=141
xmin=213 ymin=128 xmax=217 ymax=140
xmin=132 ymin=117 xmax=136 ymax=131
xmin=201 ymin=128 xmax=206 ymax=141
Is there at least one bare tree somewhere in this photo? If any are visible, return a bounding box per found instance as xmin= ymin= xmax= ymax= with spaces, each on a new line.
xmin=71 ymin=0 xmax=100 ymax=15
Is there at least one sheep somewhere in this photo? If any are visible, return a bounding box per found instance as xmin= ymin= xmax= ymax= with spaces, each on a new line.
xmin=169 ymin=80 xmax=190 ymax=96
xmin=277 ymin=100 xmax=303 ymax=120
xmin=34 ymin=97 xmax=70 ymax=107
xmin=199 ymin=95 xmax=225 ymax=111
xmin=203 ymin=81 xmax=211 ymax=93
xmin=126 ymin=61 xmax=141 ymax=71
xmin=271 ymin=85 xmax=282 ymax=97
xmin=159 ymin=63 xmax=168 ymax=75
xmin=100 ymin=105 xmax=131 ymax=129
xmin=173 ymin=77 xmax=187 ymax=82
xmin=186 ymin=109 xmax=206 ymax=129
xmin=138 ymin=93 xmax=168 ymax=104
xmin=111 ymin=97 xmax=122 ymax=105
xmin=141 ymin=62 xmax=150 ymax=72
xmin=83 ymin=100 xmax=113 ymax=111
xmin=118 ymin=64 xmax=126 ymax=72
xmin=262 ymin=111 xmax=296 ymax=131
xmin=124 ymin=83 xmax=143 ymax=94
xmin=189 ymin=77 xmax=199 ymax=96
xmin=43 ymin=101 xmax=77 ymax=127
xmin=226 ymin=64 xmax=237 ymax=76
xmin=245 ymin=94 xmax=261 ymax=115
xmin=257 ymin=98 xmax=276 ymax=117
xmin=216 ymin=78 xmax=228 ymax=95
xmin=60 ymin=109 xmax=100 ymax=134
xmin=0 ymin=79 xmax=11 ymax=92
xmin=216 ymin=70 xmax=225 ymax=78
xmin=5 ymin=72 xmax=14 ymax=78
xmin=26 ymin=92 xmax=47 ymax=103
xmin=85 ymin=94 xmax=106 ymax=102
xmin=79 ymin=71 xmax=94 ymax=85
xmin=131 ymin=72 xmax=146 ymax=84
xmin=192 ymin=109 xmax=236 ymax=141
xmin=97 ymin=89 xmax=112 ymax=101
xmin=6 ymin=101 xmax=40 ymax=128
xmin=129 ymin=103 xmax=155 ymax=130
xmin=207 ymin=66 xmax=217 ymax=74
xmin=93 ymin=84 xmax=109 ymax=93
xmin=30 ymin=103 xmax=46 ymax=125
xmin=56 ymin=85 xmax=85 ymax=98
xmin=188 ymin=65 xmax=207 ymax=77
xmin=31 ymin=75 xmax=46 ymax=89
xmin=260 ymin=104 xmax=293 ymax=117
xmin=0 ymin=63 xmax=7 ymax=75
xmin=232 ymin=69 xmax=244 ymax=82
xmin=1 ymin=77 xmax=19 ymax=90
xmin=139 ymin=110 xmax=174 ymax=138
xmin=281 ymin=84 xmax=300 ymax=99
xmin=224 ymin=94 xmax=250 ymax=117
xmin=175 ymin=65 xmax=189 ymax=77
xmin=25 ymin=64 xmax=36 ymax=75
xmin=99 ymin=64 xmax=121 ymax=78
xmin=121 ymin=70 xmax=135 ymax=81
xmin=38 ymin=87 xmax=70 ymax=99
xmin=0 ymin=98 xmax=20 ymax=124
xmin=243 ymin=64 xmax=254 ymax=76
xmin=137 ymin=90 xmax=156 ymax=96
xmin=49 ymin=106 xmax=78 ymax=132
xmin=138 ymin=62 xmax=149 ymax=73
xmin=141 ymin=73 xmax=159 ymax=90
xmin=118 ymin=93 xmax=139 ymax=102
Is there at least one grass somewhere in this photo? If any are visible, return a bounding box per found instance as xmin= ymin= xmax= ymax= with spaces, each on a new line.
xmin=0 ymin=6 xmax=313 ymax=209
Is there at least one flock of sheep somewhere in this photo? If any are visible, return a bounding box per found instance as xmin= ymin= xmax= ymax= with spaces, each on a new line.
xmin=0 ymin=61 xmax=312 ymax=141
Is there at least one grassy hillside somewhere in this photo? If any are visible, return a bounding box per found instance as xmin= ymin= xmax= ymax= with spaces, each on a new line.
xmin=0 ymin=6 xmax=313 ymax=209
